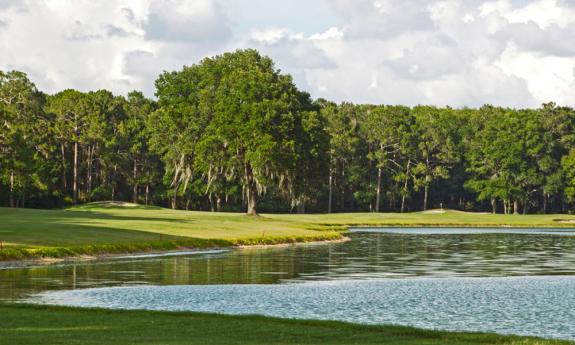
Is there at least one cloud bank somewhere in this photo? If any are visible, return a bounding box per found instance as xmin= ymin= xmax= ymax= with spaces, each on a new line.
xmin=1 ymin=0 xmax=575 ymax=107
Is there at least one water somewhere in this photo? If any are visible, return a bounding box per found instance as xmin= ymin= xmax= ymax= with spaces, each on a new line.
xmin=31 ymin=277 xmax=575 ymax=340
xmin=2 ymin=228 xmax=575 ymax=340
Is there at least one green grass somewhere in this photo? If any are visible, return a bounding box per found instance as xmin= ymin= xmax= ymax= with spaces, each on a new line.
xmin=1 ymin=201 xmax=575 ymax=261
xmin=0 ymin=304 xmax=571 ymax=345
xmin=268 ymin=210 xmax=575 ymax=228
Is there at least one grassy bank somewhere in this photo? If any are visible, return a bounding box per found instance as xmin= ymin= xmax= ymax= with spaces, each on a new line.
xmin=1 ymin=201 xmax=575 ymax=261
xmin=0 ymin=304 xmax=571 ymax=345
xmin=0 ymin=202 xmax=344 ymax=261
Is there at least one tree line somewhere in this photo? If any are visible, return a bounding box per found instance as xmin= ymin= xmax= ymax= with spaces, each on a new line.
xmin=2 ymin=49 xmax=575 ymax=214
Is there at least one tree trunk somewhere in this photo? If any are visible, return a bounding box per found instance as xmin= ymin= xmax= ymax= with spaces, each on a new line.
xmin=60 ymin=142 xmax=67 ymax=193
xmin=523 ymin=196 xmax=528 ymax=215
xmin=297 ymin=201 xmax=305 ymax=214
xmin=513 ymin=200 xmax=519 ymax=215
xmin=111 ymin=164 xmax=117 ymax=202
xmin=246 ymin=184 xmax=257 ymax=215
xmin=401 ymin=161 xmax=410 ymax=213
xmin=375 ymin=167 xmax=382 ymax=212
xmin=341 ymin=162 xmax=346 ymax=211
xmin=171 ymin=183 xmax=178 ymax=209
xmin=87 ymin=145 xmax=93 ymax=202
xmin=73 ymin=139 xmax=78 ymax=204
xmin=216 ymin=194 xmax=222 ymax=212
xmin=328 ymin=169 xmax=333 ymax=213
xmin=9 ymin=171 xmax=14 ymax=208
xmin=491 ymin=198 xmax=496 ymax=214
xmin=145 ymin=184 xmax=150 ymax=205
xmin=423 ymin=175 xmax=430 ymax=211
xmin=543 ymin=191 xmax=547 ymax=214
xmin=245 ymin=163 xmax=258 ymax=216
xmin=132 ymin=159 xmax=138 ymax=204
xmin=209 ymin=194 xmax=215 ymax=212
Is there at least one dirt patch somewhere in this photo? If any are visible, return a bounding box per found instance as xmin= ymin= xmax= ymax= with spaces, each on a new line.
xmin=420 ymin=209 xmax=446 ymax=214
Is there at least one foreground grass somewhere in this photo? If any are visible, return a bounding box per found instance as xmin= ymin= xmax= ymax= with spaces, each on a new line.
xmin=1 ymin=201 xmax=575 ymax=261
xmin=0 ymin=304 xmax=571 ymax=345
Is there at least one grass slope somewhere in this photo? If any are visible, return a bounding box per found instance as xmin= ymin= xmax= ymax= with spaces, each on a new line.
xmin=0 ymin=304 xmax=571 ymax=345
xmin=1 ymin=201 xmax=575 ymax=261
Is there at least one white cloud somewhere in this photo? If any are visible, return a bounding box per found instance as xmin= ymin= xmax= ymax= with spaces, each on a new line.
xmin=331 ymin=0 xmax=436 ymax=39
xmin=501 ymin=0 xmax=575 ymax=28
xmin=496 ymin=43 xmax=575 ymax=104
xmin=249 ymin=28 xmax=303 ymax=45
xmin=246 ymin=28 xmax=337 ymax=69
xmin=496 ymin=21 xmax=575 ymax=57
xmin=0 ymin=0 xmax=229 ymax=96
xmin=309 ymin=27 xmax=344 ymax=40
xmin=144 ymin=0 xmax=231 ymax=43
xmin=1 ymin=0 xmax=575 ymax=107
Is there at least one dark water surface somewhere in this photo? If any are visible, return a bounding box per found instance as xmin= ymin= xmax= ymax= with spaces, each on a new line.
xmin=3 ymin=228 xmax=575 ymax=340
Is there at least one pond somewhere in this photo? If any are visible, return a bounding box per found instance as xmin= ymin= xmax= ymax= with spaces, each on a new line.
xmin=2 ymin=228 xmax=575 ymax=340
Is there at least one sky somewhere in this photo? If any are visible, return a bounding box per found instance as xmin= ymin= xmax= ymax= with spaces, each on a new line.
xmin=1 ymin=0 xmax=575 ymax=108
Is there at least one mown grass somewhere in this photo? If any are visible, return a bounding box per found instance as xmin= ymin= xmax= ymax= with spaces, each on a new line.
xmin=267 ymin=210 xmax=575 ymax=228
xmin=0 ymin=304 xmax=571 ymax=345
xmin=1 ymin=202 xmax=575 ymax=261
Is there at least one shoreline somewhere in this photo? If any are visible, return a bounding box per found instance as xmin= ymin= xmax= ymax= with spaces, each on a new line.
xmin=0 ymin=217 xmax=575 ymax=270
xmin=235 ymin=236 xmax=351 ymax=249
xmin=0 ymin=236 xmax=350 ymax=270
xmin=345 ymin=223 xmax=575 ymax=228
xmin=5 ymin=221 xmax=575 ymax=268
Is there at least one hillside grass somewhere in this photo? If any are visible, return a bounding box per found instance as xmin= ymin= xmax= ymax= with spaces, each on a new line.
xmin=0 ymin=304 xmax=571 ymax=345
xmin=1 ymin=201 xmax=575 ymax=261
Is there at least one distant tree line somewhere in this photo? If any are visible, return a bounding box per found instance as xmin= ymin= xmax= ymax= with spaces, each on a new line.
xmin=2 ymin=49 xmax=575 ymax=214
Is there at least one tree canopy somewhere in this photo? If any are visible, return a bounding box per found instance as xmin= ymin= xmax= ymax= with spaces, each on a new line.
xmin=2 ymin=50 xmax=575 ymax=214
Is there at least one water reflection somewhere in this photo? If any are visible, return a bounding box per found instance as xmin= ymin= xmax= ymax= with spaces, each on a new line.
xmin=2 ymin=231 xmax=575 ymax=301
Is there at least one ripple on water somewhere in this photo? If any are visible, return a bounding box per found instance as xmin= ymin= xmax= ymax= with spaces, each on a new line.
xmin=31 ymin=276 xmax=575 ymax=340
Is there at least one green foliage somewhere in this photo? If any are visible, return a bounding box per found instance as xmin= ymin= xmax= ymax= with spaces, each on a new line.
xmin=562 ymin=149 xmax=575 ymax=203
xmin=2 ymin=51 xmax=575 ymax=214
xmin=0 ymin=71 xmax=45 ymax=207
xmin=464 ymin=105 xmax=574 ymax=214
xmin=151 ymin=49 xmax=329 ymax=214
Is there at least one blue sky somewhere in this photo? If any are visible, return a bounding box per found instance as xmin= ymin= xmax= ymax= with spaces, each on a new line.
xmin=1 ymin=0 xmax=575 ymax=108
